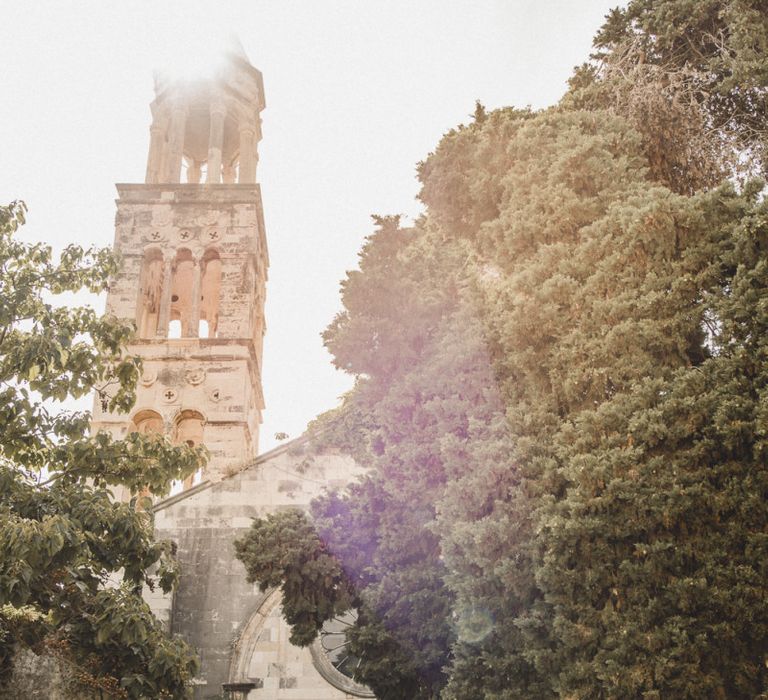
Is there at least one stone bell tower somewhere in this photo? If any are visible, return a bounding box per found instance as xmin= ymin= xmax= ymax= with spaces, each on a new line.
xmin=92 ymin=47 xmax=268 ymax=486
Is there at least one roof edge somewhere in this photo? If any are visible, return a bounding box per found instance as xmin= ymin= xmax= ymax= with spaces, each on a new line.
xmin=152 ymin=434 xmax=309 ymax=512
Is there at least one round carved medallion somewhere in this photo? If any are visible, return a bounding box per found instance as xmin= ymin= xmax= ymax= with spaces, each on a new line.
xmin=161 ymin=388 xmax=178 ymax=404
xmin=197 ymin=211 xmax=220 ymax=227
xmin=140 ymin=369 xmax=157 ymax=387
xmin=152 ymin=208 xmax=172 ymax=227
xmin=185 ymin=368 xmax=206 ymax=386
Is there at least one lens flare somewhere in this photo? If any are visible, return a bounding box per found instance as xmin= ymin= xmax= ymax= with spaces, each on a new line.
xmin=154 ymin=30 xmax=244 ymax=83
xmin=455 ymin=604 xmax=495 ymax=643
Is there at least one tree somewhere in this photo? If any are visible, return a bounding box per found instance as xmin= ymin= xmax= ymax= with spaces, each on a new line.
xmin=564 ymin=0 xmax=768 ymax=194
xmin=235 ymin=9 xmax=768 ymax=698
xmin=0 ymin=201 xmax=204 ymax=699
xmin=240 ymin=102 xmax=768 ymax=698
xmin=237 ymin=217 xmax=475 ymax=699
xmin=530 ymin=181 xmax=768 ymax=698
xmin=421 ymin=105 xmax=768 ymax=698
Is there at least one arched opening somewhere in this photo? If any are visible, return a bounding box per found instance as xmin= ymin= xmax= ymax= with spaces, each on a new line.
xmin=129 ymin=410 xmax=164 ymax=503
xmin=227 ymin=591 xmax=374 ymax=698
xmin=199 ymin=249 xmax=221 ymax=338
xmin=137 ymin=249 xmax=164 ymax=338
xmin=130 ymin=409 xmax=164 ymax=435
xmin=174 ymin=409 xmax=205 ymax=490
xmin=183 ymin=157 xmax=205 ymax=184
xmin=169 ymin=249 xmax=195 ymax=337
xmin=175 ymin=409 xmax=204 ymax=446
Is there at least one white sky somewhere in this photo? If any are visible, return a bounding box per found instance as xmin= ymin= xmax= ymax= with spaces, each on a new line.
xmin=0 ymin=0 xmax=617 ymax=453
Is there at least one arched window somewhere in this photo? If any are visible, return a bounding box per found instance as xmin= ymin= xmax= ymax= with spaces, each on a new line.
xmin=137 ymin=249 xmax=164 ymax=338
xmin=129 ymin=410 xmax=164 ymax=504
xmin=174 ymin=410 xmax=205 ymax=488
xmin=174 ymin=409 xmax=204 ymax=447
xmin=169 ymin=249 xmax=195 ymax=337
xmin=199 ymin=249 xmax=221 ymax=338
xmin=130 ymin=409 xmax=164 ymax=435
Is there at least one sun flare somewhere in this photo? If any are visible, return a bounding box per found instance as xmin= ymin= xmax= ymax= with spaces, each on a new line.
xmin=153 ymin=29 xmax=244 ymax=83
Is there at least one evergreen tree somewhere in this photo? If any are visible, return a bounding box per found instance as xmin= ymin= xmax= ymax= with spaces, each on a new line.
xmin=566 ymin=0 xmax=768 ymax=193
xmin=422 ymin=106 xmax=768 ymax=698
xmin=236 ymin=8 xmax=768 ymax=698
xmin=238 ymin=218 xmax=480 ymax=699
xmin=535 ymin=183 xmax=768 ymax=698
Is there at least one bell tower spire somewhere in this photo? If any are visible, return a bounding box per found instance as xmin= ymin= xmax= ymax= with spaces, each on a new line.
xmin=144 ymin=48 xmax=265 ymax=186
xmin=92 ymin=50 xmax=269 ymax=489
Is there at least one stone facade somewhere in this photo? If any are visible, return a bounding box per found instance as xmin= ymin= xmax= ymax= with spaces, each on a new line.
xmin=92 ymin=46 xmax=269 ymax=485
xmin=5 ymin=649 xmax=69 ymax=699
xmin=91 ymin=49 xmax=375 ymax=699
xmin=91 ymin=183 xmax=268 ymax=484
xmin=150 ymin=442 xmax=373 ymax=699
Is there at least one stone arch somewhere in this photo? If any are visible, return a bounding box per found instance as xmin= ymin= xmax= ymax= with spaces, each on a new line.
xmin=199 ymin=248 xmax=221 ymax=338
xmin=169 ymin=248 xmax=195 ymax=337
xmin=137 ymin=248 xmax=164 ymax=338
xmin=227 ymin=590 xmax=373 ymax=698
xmin=129 ymin=408 xmax=164 ymax=435
xmin=228 ymin=590 xmax=282 ymax=686
xmin=173 ymin=409 xmax=205 ymax=488
xmin=173 ymin=408 xmax=205 ymax=448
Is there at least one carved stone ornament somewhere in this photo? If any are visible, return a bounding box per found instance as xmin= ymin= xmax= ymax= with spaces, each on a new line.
xmin=185 ymin=367 xmax=206 ymax=386
xmin=144 ymin=229 xmax=166 ymax=243
xmin=197 ymin=210 xmax=221 ymax=227
xmin=206 ymin=228 xmax=221 ymax=242
xmin=140 ymin=368 xmax=157 ymax=387
xmin=208 ymin=388 xmax=222 ymax=403
xmin=178 ymin=229 xmax=194 ymax=242
xmin=161 ymin=388 xmax=178 ymax=404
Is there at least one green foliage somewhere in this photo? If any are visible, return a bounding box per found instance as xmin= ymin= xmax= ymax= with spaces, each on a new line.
xmin=516 ymin=185 xmax=768 ymax=699
xmin=0 ymin=201 xmax=203 ymax=698
xmin=423 ymin=107 xmax=768 ymax=696
xmin=234 ymin=509 xmax=357 ymax=646
xmin=565 ymin=0 xmax=768 ymax=193
xmin=239 ymin=217 xmax=478 ymax=699
xmin=236 ymin=8 xmax=768 ymax=698
xmin=422 ymin=96 xmax=768 ymax=696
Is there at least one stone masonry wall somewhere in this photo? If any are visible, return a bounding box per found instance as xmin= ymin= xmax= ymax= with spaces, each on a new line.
xmin=92 ymin=184 xmax=269 ymax=482
xmin=150 ymin=441 xmax=372 ymax=699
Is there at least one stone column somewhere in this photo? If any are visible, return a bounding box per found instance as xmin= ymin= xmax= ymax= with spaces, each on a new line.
xmin=156 ymin=258 xmax=174 ymax=338
xmin=187 ymin=160 xmax=202 ymax=184
xmin=165 ymin=104 xmax=187 ymax=183
xmin=222 ymin=164 xmax=235 ymax=184
xmin=238 ymin=126 xmax=256 ymax=183
xmin=189 ymin=260 xmax=201 ymax=337
xmin=206 ymin=102 xmax=227 ymax=184
xmin=145 ymin=122 xmax=165 ymax=184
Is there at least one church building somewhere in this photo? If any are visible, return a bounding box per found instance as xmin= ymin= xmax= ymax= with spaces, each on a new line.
xmin=90 ymin=47 xmax=374 ymax=700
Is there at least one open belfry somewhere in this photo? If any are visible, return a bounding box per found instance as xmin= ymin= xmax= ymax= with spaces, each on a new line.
xmin=92 ymin=48 xmax=373 ymax=699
